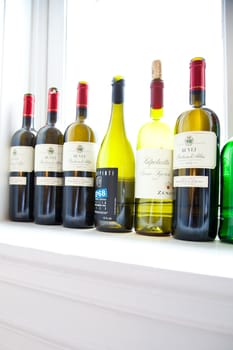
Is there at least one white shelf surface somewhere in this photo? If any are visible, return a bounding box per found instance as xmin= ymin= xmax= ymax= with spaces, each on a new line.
xmin=0 ymin=221 xmax=232 ymax=279
xmin=0 ymin=221 xmax=233 ymax=350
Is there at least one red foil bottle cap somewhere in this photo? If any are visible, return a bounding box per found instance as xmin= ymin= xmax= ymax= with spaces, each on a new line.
xmin=190 ymin=57 xmax=206 ymax=91
xmin=48 ymin=87 xmax=59 ymax=112
xmin=23 ymin=93 xmax=35 ymax=116
xmin=151 ymin=79 xmax=163 ymax=109
xmin=77 ymin=81 xmax=88 ymax=108
xmin=151 ymin=60 xmax=163 ymax=109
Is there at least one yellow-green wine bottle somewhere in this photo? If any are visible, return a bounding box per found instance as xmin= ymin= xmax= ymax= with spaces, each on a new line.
xmin=95 ymin=76 xmax=135 ymax=232
xmin=135 ymin=60 xmax=173 ymax=236
xmin=63 ymin=82 xmax=96 ymax=228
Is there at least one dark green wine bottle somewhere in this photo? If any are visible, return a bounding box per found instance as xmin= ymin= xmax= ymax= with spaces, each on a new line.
xmin=173 ymin=57 xmax=220 ymax=241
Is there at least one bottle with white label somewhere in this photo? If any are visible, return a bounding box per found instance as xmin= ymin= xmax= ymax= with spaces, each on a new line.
xmin=173 ymin=57 xmax=220 ymax=241
xmin=135 ymin=60 xmax=173 ymax=236
xmin=34 ymin=87 xmax=63 ymax=224
xmin=63 ymin=82 xmax=96 ymax=228
xmin=9 ymin=93 xmax=36 ymax=221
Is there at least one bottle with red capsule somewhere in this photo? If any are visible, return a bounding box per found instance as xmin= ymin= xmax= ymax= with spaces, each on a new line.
xmin=135 ymin=60 xmax=173 ymax=236
xmin=34 ymin=87 xmax=64 ymax=225
xmin=63 ymin=82 xmax=96 ymax=228
xmin=173 ymin=57 xmax=220 ymax=241
xmin=9 ymin=93 xmax=36 ymax=221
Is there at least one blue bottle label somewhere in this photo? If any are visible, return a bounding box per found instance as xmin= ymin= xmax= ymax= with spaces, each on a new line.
xmin=95 ymin=168 xmax=118 ymax=221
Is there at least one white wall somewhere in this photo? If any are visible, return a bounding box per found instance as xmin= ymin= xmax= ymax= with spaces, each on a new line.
xmin=223 ymin=0 xmax=233 ymax=139
xmin=0 ymin=0 xmax=32 ymax=220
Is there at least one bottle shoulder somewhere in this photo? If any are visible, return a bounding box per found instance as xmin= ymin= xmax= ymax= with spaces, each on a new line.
xmin=137 ymin=119 xmax=173 ymax=149
xmin=175 ymin=107 xmax=220 ymax=135
xmin=64 ymin=121 xmax=95 ymax=142
xmin=11 ymin=128 xmax=36 ymax=146
xmin=221 ymin=138 xmax=233 ymax=156
xmin=97 ymin=134 xmax=135 ymax=175
xmin=36 ymin=125 xmax=63 ymax=144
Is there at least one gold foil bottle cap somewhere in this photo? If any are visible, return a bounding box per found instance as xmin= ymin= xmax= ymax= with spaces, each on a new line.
xmin=152 ymin=60 xmax=162 ymax=80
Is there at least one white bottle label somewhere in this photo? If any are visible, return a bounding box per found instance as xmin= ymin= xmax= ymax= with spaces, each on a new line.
xmin=64 ymin=176 xmax=94 ymax=187
xmin=135 ymin=148 xmax=173 ymax=199
xmin=173 ymin=131 xmax=217 ymax=169
xmin=36 ymin=177 xmax=63 ymax=186
xmin=9 ymin=176 xmax=27 ymax=185
xmin=173 ymin=175 xmax=208 ymax=188
xmin=10 ymin=146 xmax=34 ymax=172
xmin=63 ymin=141 xmax=96 ymax=172
xmin=35 ymin=144 xmax=63 ymax=172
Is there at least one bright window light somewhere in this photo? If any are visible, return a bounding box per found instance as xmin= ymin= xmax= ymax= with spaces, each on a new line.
xmin=64 ymin=0 xmax=224 ymax=149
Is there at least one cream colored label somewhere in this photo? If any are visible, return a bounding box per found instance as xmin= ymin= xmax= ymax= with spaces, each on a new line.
xmin=64 ymin=176 xmax=94 ymax=187
xmin=10 ymin=146 xmax=34 ymax=172
xmin=63 ymin=142 xmax=96 ymax=172
xmin=36 ymin=177 xmax=63 ymax=186
xmin=174 ymin=175 xmax=208 ymax=188
xmin=9 ymin=176 xmax=27 ymax=185
xmin=135 ymin=148 xmax=173 ymax=199
xmin=173 ymin=131 xmax=217 ymax=169
xmin=35 ymin=144 xmax=63 ymax=172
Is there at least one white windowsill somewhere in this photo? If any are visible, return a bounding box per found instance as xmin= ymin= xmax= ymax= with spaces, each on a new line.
xmin=0 ymin=220 xmax=232 ymax=279
xmin=0 ymin=221 xmax=233 ymax=349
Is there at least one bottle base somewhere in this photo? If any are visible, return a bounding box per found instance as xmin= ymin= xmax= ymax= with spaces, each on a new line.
xmin=34 ymin=220 xmax=62 ymax=225
xmin=9 ymin=216 xmax=34 ymax=222
xmin=95 ymin=221 xmax=132 ymax=233
xmin=172 ymin=232 xmax=216 ymax=242
xmin=63 ymin=223 xmax=95 ymax=229
xmin=136 ymin=229 xmax=171 ymax=237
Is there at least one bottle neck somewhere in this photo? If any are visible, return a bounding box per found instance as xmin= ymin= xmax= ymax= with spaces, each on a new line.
xmin=108 ymin=77 xmax=126 ymax=135
xmin=150 ymin=107 xmax=163 ymax=119
xmin=109 ymin=103 xmax=125 ymax=133
xmin=150 ymin=79 xmax=164 ymax=120
xmin=47 ymin=87 xmax=59 ymax=125
xmin=76 ymin=107 xmax=87 ymax=122
xmin=22 ymin=93 xmax=35 ymax=129
xmin=47 ymin=111 xmax=58 ymax=126
xmin=76 ymin=82 xmax=88 ymax=123
xmin=22 ymin=115 xmax=34 ymax=129
xmin=190 ymin=90 xmax=205 ymax=108
xmin=189 ymin=57 xmax=206 ymax=108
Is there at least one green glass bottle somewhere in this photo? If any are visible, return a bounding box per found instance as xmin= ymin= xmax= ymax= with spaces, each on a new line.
xmin=135 ymin=60 xmax=173 ymax=236
xmin=219 ymin=139 xmax=233 ymax=243
xmin=95 ymin=76 xmax=135 ymax=232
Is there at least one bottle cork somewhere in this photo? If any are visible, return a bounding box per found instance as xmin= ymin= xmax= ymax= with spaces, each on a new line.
xmin=152 ymin=60 xmax=162 ymax=80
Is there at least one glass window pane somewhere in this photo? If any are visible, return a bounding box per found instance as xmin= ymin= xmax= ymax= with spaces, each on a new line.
xmin=64 ymin=0 xmax=224 ymax=147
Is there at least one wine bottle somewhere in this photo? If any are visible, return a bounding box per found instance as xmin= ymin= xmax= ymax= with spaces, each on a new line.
xmin=135 ymin=60 xmax=173 ymax=236
xmin=218 ymin=139 xmax=233 ymax=243
xmin=34 ymin=87 xmax=63 ymax=225
xmin=9 ymin=93 xmax=36 ymax=221
xmin=63 ymin=82 xmax=96 ymax=228
xmin=95 ymin=76 xmax=135 ymax=232
xmin=173 ymin=57 xmax=220 ymax=241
